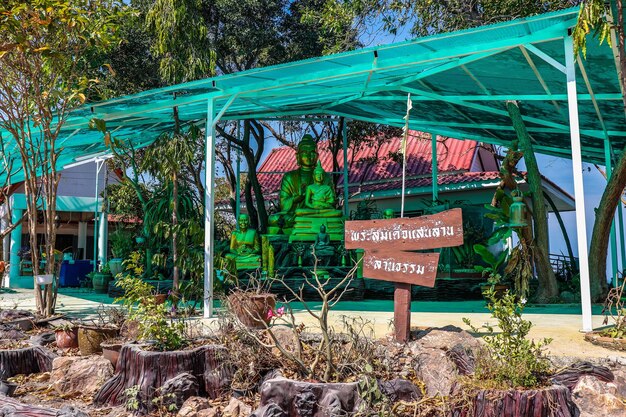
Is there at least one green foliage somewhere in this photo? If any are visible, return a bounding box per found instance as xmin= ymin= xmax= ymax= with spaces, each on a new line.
xmin=110 ymin=228 xmax=135 ymax=260
xmin=115 ymin=274 xmax=187 ymax=351
xmin=123 ymin=251 xmax=146 ymax=278
xmin=473 ymin=244 xmax=507 ymax=285
xmin=572 ymin=0 xmax=612 ymax=57
xmin=124 ymin=385 xmax=141 ymax=411
xmin=600 ymin=280 xmax=626 ymax=339
xmin=107 ymin=182 xmax=148 ymax=223
xmin=463 ymin=287 xmax=552 ymax=388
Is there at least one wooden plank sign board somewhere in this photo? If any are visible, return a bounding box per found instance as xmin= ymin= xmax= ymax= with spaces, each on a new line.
xmin=345 ymin=208 xmax=464 ymax=342
xmin=344 ymin=208 xmax=463 ymax=251
xmin=362 ymin=251 xmax=439 ymax=287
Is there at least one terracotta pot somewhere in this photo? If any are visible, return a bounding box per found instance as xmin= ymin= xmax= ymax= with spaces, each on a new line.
xmin=227 ymin=292 xmax=276 ymax=329
xmin=78 ymin=326 xmax=118 ymax=355
xmin=92 ymin=273 xmax=112 ymax=293
xmin=54 ymin=327 xmax=79 ymax=349
xmin=101 ymin=341 xmax=123 ymax=369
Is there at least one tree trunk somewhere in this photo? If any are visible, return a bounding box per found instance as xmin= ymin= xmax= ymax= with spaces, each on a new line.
xmin=0 ymin=345 xmax=56 ymax=380
xmin=506 ymin=101 xmax=559 ymax=302
xmin=589 ymin=143 xmax=626 ymax=300
xmin=0 ymin=395 xmax=64 ymax=416
xmin=94 ymin=344 xmax=232 ymax=413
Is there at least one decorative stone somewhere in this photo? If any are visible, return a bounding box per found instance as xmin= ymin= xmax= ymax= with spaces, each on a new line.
xmin=378 ymin=378 xmax=421 ymax=402
xmin=30 ymin=331 xmax=56 ymax=346
xmin=251 ymin=378 xmax=361 ymax=417
xmin=56 ymin=405 xmax=91 ymax=417
xmin=159 ymin=373 xmax=200 ymax=410
xmin=51 ymin=355 xmax=114 ymax=396
xmin=223 ymin=397 xmax=252 ymax=417
xmin=572 ymin=375 xmax=626 ymax=417
xmin=177 ymin=396 xmax=211 ymax=417
xmin=412 ymin=325 xmax=480 ymax=351
xmin=414 ymin=347 xmax=458 ymax=396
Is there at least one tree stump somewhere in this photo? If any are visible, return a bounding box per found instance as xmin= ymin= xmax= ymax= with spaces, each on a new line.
xmin=452 ymin=385 xmax=577 ymax=417
xmin=0 ymin=395 xmax=88 ymax=416
xmin=550 ymin=361 xmax=614 ymax=390
xmin=93 ymin=344 xmax=232 ymax=411
xmin=0 ymin=346 xmax=56 ymax=380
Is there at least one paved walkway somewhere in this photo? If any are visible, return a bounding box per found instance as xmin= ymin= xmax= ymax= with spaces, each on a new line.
xmin=1 ymin=288 xmax=622 ymax=360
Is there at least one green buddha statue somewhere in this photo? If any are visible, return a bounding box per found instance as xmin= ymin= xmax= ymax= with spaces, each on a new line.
xmin=296 ymin=161 xmax=342 ymax=218
xmin=268 ymin=134 xmax=336 ymax=231
xmin=382 ymin=208 xmax=395 ymax=219
xmin=312 ymin=224 xmax=334 ymax=265
xmin=226 ymin=214 xmax=261 ymax=268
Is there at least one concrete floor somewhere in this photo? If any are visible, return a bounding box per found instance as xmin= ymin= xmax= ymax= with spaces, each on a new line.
xmin=1 ymin=288 xmax=622 ymax=360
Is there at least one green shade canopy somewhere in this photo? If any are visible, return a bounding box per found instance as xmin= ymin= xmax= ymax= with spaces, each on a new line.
xmin=1 ymin=7 xmax=623 ymax=184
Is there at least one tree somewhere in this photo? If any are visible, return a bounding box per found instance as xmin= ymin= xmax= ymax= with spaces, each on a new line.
xmin=574 ymin=0 xmax=626 ymax=300
xmin=0 ymin=0 xmax=128 ymax=316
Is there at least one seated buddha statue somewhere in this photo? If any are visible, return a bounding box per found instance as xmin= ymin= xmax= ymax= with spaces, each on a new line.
xmin=312 ymin=224 xmax=334 ymax=265
xmin=295 ymin=161 xmax=342 ymax=218
xmin=268 ymin=134 xmax=336 ymax=232
xmin=225 ymin=214 xmax=261 ymax=268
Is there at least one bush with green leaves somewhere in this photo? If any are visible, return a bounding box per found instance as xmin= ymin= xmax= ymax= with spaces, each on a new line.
xmin=115 ymin=274 xmax=186 ymax=351
xmin=463 ymin=286 xmax=552 ymax=388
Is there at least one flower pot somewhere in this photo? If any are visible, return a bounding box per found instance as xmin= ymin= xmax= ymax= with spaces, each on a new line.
xmin=108 ymin=258 xmax=124 ymax=278
xmin=78 ymin=326 xmax=118 ymax=355
xmin=35 ymin=274 xmax=53 ymax=285
xmin=55 ymin=327 xmax=79 ymax=349
xmin=101 ymin=341 xmax=123 ymax=369
xmin=227 ymin=292 xmax=276 ymax=329
xmin=92 ymin=272 xmax=112 ymax=293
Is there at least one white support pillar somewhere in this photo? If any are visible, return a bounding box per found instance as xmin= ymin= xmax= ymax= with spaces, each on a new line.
xmin=9 ymin=208 xmax=23 ymax=287
xmin=98 ymin=211 xmax=108 ymax=265
xmin=77 ymin=222 xmax=87 ymax=260
xmin=204 ymin=98 xmax=216 ymax=318
xmin=565 ymin=34 xmax=593 ymax=332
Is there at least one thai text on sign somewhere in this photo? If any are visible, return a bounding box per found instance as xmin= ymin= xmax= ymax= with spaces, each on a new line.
xmin=344 ymin=208 xmax=463 ymax=251
xmin=362 ymin=251 xmax=440 ymax=287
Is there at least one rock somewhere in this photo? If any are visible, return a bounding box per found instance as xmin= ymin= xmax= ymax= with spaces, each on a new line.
xmin=572 ymin=375 xmax=626 ymax=417
xmin=550 ymin=361 xmax=614 ymax=390
xmin=267 ymin=327 xmax=300 ymax=354
xmin=56 ymin=405 xmax=90 ymax=417
xmin=0 ymin=310 xmax=33 ymax=321
xmin=30 ymin=331 xmax=56 ymax=346
xmin=612 ymin=366 xmax=626 ymax=398
xmin=223 ymin=397 xmax=252 ymax=417
xmin=251 ymin=378 xmax=361 ymax=417
xmin=50 ymin=355 xmax=114 ymax=396
xmin=177 ymin=396 xmax=211 ymax=417
xmin=412 ymin=326 xmax=480 ymax=351
xmin=378 ymin=378 xmax=421 ymax=402
xmin=197 ymin=409 xmax=219 ymax=417
xmin=0 ymin=328 xmax=26 ymax=341
xmin=159 ymin=373 xmax=200 ymax=410
xmin=407 ymin=326 xmax=481 ymax=396
xmin=414 ymin=347 xmax=458 ymax=396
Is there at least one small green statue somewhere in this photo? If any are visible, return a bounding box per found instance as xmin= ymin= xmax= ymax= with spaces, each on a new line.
xmin=226 ymin=214 xmax=261 ymax=268
xmin=312 ymin=224 xmax=334 ymax=265
xmin=382 ymin=208 xmax=395 ymax=219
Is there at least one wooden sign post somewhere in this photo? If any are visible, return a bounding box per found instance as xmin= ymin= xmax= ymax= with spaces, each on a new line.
xmin=345 ymin=208 xmax=464 ymax=342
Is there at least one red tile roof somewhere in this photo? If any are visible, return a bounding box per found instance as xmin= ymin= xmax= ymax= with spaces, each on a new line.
xmin=257 ymin=132 xmax=479 ymax=196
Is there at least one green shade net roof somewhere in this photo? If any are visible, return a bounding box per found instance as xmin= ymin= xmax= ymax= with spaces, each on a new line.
xmin=1 ymin=7 xmax=623 ymax=184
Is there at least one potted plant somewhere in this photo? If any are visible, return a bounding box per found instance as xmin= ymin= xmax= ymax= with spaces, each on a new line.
xmin=54 ymin=323 xmax=79 ymax=349
xmin=226 ymin=273 xmax=276 ymax=329
xmin=93 ymin=263 xmax=113 ymax=293
xmin=110 ymin=228 xmax=134 ymax=278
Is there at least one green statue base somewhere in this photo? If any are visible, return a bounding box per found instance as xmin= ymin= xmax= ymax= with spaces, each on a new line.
xmin=289 ymin=217 xmax=344 ymax=242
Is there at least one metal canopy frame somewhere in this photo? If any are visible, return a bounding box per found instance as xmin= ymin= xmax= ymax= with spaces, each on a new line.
xmin=1 ymin=7 xmax=624 ymax=329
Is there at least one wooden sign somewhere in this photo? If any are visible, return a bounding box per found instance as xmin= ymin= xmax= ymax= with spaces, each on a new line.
xmin=344 ymin=208 xmax=463 ymax=251
xmin=362 ymin=251 xmax=439 ymax=287
xmin=345 ymin=208 xmax=464 ymax=343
